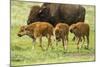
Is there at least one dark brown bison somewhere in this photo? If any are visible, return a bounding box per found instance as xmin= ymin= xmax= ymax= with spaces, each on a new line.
xmin=27 ymin=3 xmax=86 ymax=26
xmin=27 ymin=6 xmax=41 ymax=24
xmin=69 ymin=22 xmax=90 ymax=49
xmin=18 ymin=22 xmax=54 ymax=50
xmin=27 ymin=5 xmax=50 ymax=25
xmin=54 ymin=23 xmax=69 ymax=50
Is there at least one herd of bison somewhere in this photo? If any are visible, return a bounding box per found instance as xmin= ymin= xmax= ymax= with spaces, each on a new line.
xmin=17 ymin=3 xmax=90 ymax=51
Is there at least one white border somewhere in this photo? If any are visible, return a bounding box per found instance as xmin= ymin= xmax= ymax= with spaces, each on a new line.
xmin=0 ymin=0 xmax=10 ymax=67
xmin=24 ymin=0 xmax=96 ymax=5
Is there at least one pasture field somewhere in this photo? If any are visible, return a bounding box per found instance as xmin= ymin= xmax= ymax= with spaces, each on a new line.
xmin=11 ymin=0 xmax=95 ymax=66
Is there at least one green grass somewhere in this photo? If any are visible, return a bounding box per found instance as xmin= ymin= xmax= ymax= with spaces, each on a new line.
xmin=11 ymin=0 xmax=95 ymax=66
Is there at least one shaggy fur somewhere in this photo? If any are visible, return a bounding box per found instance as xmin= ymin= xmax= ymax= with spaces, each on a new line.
xmin=54 ymin=23 xmax=69 ymax=50
xmin=69 ymin=22 xmax=90 ymax=49
xmin=18 ymin=22 xmax=54 ymax=50
xmin=27 ymin=3 xmax=86 ymax=26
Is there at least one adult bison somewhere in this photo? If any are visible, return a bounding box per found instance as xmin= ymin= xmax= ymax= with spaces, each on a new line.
xmin=27 ymin=5 xmax=50 ymax=25
xmin=27 ymin=3 xmax=86 ymax=26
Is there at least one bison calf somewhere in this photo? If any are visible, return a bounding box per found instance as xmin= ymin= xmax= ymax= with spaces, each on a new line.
xmin=54 ymin=23 xmax=69 ymax=50
xmin=69 ymin=22 xmax=90 ymax=49
xmin=17 ymin=22 xmax=54 ymax=50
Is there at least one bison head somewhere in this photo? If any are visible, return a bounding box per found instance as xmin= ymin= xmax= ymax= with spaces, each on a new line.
xmin=54 ymin=29 xmax=62 ymax=41
xmin=69 ymin=24 xmax=81 ymax=37
xmin=40 ymin=3 xmax=60 ymax=26
xmin=69 ymin=24 xmax=77 ymax=33
xmin=17 ymin=25 xmax=36 ymax=42
xmin=17 ymin=25 xmax=34 ymax=38
xmin=27 ymin=6 xmax=41 ymax=25
xmin=17 ymin=25 xmax=29 ymax=37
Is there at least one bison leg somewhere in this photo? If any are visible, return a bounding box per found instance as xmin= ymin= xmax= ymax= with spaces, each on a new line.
xmin=46 ymin=35 xmax=52 ymax=50
xmin=62 ymin=37 xmax=67 ymax=51
xmin=32 ymin=39 xmax=36 ymax=50
xmin=72 ymin=36 xmax=75 ymax=41
xmin=81 ymin=36 xmax=85 ymax=48
xmin=65 ymin=35 xmax=68 ymax=50
xmin=62 ymin=38 xmax=65 ymax=50
xmin=85 ymin=35 xmax=89 ymax=49
xmin=65 ymin=38 xmax=68 ymax=50
xmin=77 ymin=37 xmax=81 ymax=49
xmin=39 ymin=36 xmax=44 ymax=51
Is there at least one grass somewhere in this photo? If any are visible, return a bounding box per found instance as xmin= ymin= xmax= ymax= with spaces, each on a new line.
xmin=11 ymin=0 xmax=95 ymax=66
